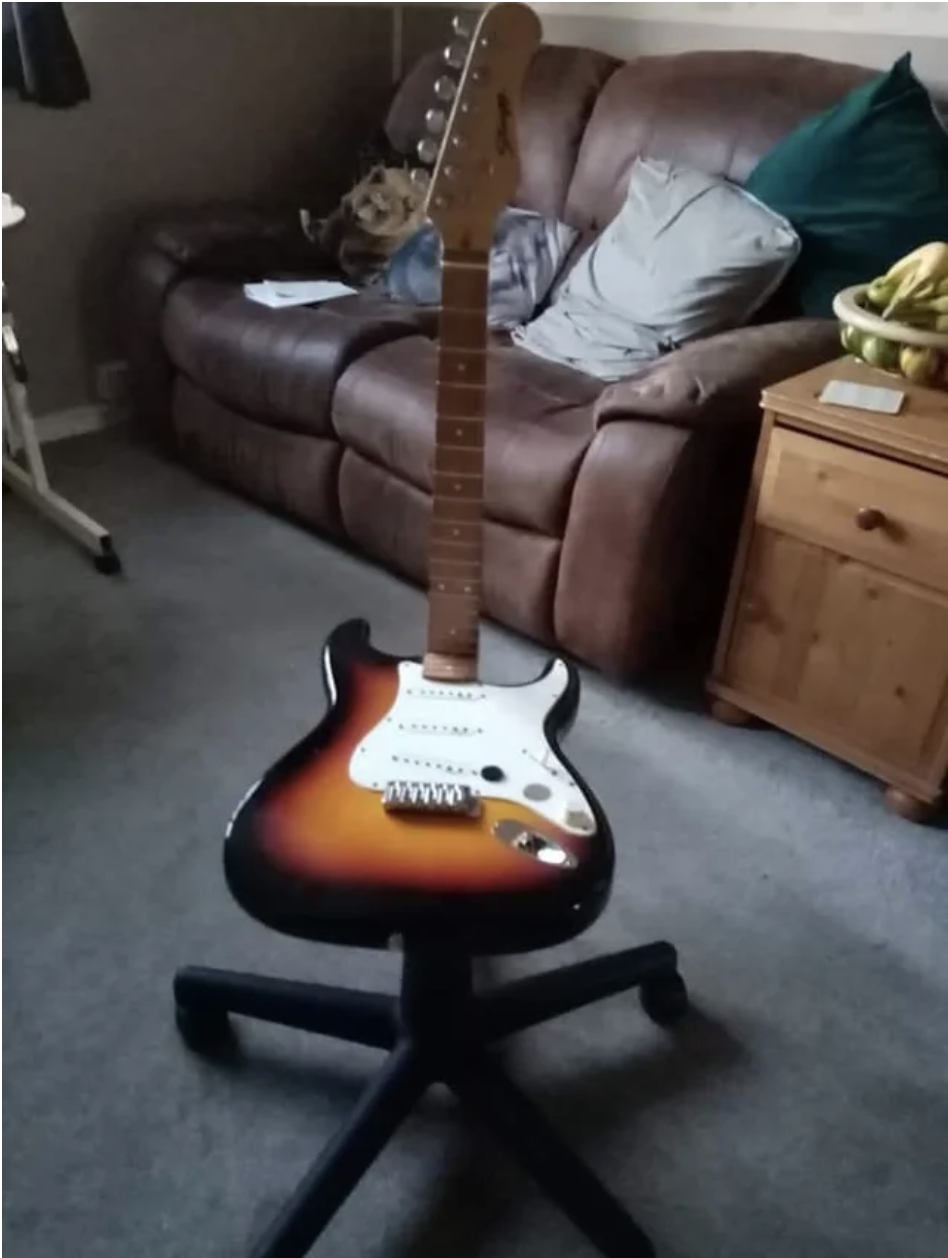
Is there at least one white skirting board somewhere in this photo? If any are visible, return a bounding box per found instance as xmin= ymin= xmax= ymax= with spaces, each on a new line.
xmin=34 ymin=404 xmax=124 ymax=444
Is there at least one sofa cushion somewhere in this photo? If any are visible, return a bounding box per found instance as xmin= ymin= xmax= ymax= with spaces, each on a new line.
xmin=162 ymin=279 xmax=436 ymax=438
xmin=338 ymin=450 xmax=562 ymax=644
xmin=172 ymin=377 xmax=342 ymax=535
xmin=564 ymin=51 xmax=876 ymax=234
xmin=332 ymin=336 xmax=601 ymax=536
xmin=744 ymin=54 xmax=948 ymax=317
xmin=515 ymin=157 xmax=799 ymax=381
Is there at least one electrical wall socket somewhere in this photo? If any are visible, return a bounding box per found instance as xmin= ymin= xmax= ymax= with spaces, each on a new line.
xmin=95 ymin=360 xmax=129 ymax=409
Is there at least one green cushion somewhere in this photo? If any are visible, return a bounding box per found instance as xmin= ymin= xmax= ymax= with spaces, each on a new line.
xmin=744 ymin=54 xmax=948 ymax=316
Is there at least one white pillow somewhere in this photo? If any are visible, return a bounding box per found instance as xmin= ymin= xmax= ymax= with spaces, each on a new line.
xmin=513 ymin=158 xmax=800 ymax=381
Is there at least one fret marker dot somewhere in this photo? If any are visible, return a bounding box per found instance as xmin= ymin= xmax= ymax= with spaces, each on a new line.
xmin=456 ymin=428 xmax=463 ymax=437
xmin=454 ymin=482 xmax=461 ymax=491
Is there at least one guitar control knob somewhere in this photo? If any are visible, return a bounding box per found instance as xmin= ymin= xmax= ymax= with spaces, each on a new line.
xmin=481 ymin=765 xmax=505 ymax=782
xmin=564 ymin=809 xmax=595 ymax=834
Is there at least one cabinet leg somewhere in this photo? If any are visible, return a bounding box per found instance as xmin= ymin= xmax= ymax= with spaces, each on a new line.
xmin=708 ymin=697 xmax=755 ymax=727
xmin=883 ymin=787 xmax=937 ymax=824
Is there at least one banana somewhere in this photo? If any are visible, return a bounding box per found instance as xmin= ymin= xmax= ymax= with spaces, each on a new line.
xmin=883 ymin=242 xmax=945 ymax=284
xmin=883 ymin=242 xmax=948 ymax=318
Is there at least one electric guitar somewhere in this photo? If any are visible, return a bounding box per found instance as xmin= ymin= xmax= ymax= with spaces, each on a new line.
xmin=226 ymin=2 xmax=614 ymax=954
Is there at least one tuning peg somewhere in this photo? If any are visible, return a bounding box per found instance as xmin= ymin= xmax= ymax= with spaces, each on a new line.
xmin=416 ymin=136 xmax=440 ymax=165
xmin=451 ymin=14 xmax=472 ymax=38
xmin=433 ymin=75 xmax=457 ymax=102
xmin=409 ymin=167 xmax=430 ymax=189
xmin=443 ymin=42 xmax=467 ymax=69
xmin=425 ymin=107 xmax=446 ymax=135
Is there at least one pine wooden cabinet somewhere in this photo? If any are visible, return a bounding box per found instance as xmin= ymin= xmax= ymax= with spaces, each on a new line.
xmin=707 ymin=357 xmax=948 ymax=821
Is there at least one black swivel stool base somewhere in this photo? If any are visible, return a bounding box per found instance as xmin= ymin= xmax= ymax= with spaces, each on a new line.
xmin=174 ymin=940 xmax=688 ymax=1258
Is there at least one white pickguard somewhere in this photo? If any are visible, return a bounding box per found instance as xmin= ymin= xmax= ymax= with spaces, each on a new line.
xmin=349 ymin=660 xmax=596 ymax=836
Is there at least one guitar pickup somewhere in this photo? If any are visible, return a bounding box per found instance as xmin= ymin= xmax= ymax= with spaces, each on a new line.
xmin=382 ymin=782 xmax=481 ymax=817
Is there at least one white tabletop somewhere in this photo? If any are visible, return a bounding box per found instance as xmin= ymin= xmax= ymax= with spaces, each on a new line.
xmin=3 ymin=194 xmax=26 ymax=231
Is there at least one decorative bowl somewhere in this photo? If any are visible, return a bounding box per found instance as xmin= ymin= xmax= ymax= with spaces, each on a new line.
xmin=833 ymin=285 xmax=948 ymax=390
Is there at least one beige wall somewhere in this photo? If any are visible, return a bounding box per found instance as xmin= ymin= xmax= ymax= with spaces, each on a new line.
xmin=2 ymin=2 xmax=394 ymax=415
xmin=535 ymin=3 xmax=948 ymax=90
xmin=401 ymin=2 xmax=948 ymax=93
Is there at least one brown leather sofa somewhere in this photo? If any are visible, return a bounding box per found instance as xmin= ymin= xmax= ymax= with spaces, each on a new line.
xmin=121 ymin=46 xmax=864 ymax=677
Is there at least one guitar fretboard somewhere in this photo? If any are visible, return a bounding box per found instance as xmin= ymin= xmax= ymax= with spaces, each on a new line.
xmin=423 ymin=248 xmax=489 ymax=682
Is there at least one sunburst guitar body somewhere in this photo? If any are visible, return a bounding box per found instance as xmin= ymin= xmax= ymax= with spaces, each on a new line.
xmin=225 ymin=3 xmax=613 ymax=955
xmin=226 ymin=621 xmax=613 ymax=954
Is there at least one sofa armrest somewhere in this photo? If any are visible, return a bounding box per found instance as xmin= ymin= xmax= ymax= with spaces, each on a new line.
xmin=140 ymin=205 xmax=335 ymax=277
xmin=594 ymin=319 xmax=840 ymax=429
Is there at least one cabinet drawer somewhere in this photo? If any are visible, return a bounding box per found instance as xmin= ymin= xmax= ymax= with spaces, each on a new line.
xmin=758 ymin=427 xmax=948 ymax=591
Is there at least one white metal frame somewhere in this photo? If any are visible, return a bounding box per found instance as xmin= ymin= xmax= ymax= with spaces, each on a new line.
xmin=2 ymin=274 xmax=120 ymax=573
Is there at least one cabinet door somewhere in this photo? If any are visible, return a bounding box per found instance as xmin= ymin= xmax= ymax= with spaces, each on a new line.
xmin=723 ymin=527 xmax=948 ymax=779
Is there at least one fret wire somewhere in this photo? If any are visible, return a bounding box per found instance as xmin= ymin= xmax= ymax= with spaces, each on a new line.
xmin=429 ymin=250 xmax=489 ymax=666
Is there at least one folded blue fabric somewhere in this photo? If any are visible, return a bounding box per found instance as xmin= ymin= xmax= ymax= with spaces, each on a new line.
xmin=380 ymin=207 xmax=577 ymax=330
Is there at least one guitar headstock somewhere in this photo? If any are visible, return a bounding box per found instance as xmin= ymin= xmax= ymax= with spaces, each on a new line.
xmin=415 ymin=4 xmax=542 ymax=252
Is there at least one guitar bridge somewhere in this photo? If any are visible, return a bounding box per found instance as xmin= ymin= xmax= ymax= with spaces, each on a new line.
xmin=382 ymin=782 xmax=481 ymax=817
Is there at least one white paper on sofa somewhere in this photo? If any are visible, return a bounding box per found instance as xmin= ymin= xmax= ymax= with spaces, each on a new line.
xmin=244 ymin=280 xmax=357 ymax=309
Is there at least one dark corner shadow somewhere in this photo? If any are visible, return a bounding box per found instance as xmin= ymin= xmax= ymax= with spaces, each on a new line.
xmin=382 ymin=1005 xmax=748 ymax=1258
xmin=630 ymin=638 xmax=718 ymax=715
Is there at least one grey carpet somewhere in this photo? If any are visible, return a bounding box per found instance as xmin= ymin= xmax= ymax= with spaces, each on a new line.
xmin=4 ymin=429 xmax=947 ymax=1258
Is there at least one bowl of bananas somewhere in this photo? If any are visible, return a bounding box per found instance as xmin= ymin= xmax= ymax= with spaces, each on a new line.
xmin=833 ymin=241 xmax=948 ymax=390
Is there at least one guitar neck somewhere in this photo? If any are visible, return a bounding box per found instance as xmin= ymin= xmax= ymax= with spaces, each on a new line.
xmin=423 ymin=247 xmax=490 ymax=683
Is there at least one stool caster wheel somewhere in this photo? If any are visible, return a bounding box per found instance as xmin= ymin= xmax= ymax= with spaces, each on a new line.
xmin=94 ymin=549 xmax=121 ymax=575
xmin=640 ymin=971 xmax=689 ymax=1027
xmin=175 ymin=1003 xmax=236 ymax=1057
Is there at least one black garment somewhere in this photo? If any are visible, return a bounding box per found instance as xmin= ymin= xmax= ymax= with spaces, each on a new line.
xmin=2 ymin=2 xmax=89 ymax=108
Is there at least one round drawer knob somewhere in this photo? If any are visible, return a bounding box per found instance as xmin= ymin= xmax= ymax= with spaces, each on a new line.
xmin=855 ymin=506 xmax=886 ymax=531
